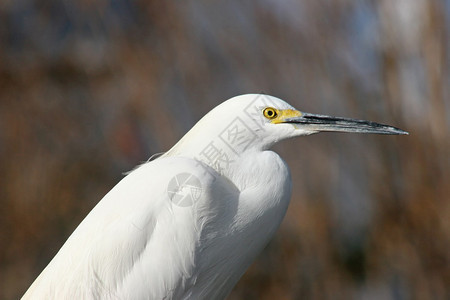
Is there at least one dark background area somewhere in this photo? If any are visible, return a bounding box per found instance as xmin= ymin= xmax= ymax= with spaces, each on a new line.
xmin=0 ymin=1 xmax=449 ymax=299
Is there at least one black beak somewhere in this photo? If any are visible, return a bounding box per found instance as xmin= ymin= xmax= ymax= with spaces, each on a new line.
xmin=284 ymin=112 xmax=408 ymax=135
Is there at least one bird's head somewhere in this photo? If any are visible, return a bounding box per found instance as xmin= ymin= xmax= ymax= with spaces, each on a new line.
xmin=166 ymin=94 xmax=407 ymax=171
xmin=238 ymin=94 xmax=408 ymax=145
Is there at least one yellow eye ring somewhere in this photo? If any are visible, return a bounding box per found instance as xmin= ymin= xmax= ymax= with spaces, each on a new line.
xmin=263 ymin=107 xmax=278 ymax=119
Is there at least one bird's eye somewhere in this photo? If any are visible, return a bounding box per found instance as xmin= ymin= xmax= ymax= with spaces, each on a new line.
xmin=263 ymin=107 xmax=278 ymax=119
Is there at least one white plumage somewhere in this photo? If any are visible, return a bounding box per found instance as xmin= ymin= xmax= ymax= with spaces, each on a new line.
xmin=23 ymin=94 xmax=406 ymax=299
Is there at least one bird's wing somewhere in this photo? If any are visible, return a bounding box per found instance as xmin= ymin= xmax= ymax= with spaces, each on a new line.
xmin=23 ymin=156 xmax=230 ymax=299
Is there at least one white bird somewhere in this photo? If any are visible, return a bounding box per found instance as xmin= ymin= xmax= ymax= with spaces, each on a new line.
xmin=23 ymin=94 xmax=407 ymax=299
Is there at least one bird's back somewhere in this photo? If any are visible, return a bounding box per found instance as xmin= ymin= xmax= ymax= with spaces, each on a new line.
xmin=23 ymin=151 xmax=291 ymax=299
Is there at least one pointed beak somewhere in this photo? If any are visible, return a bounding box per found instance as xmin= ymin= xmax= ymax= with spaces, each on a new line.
xmin=283 ymin=112 xmax=408 ymax=135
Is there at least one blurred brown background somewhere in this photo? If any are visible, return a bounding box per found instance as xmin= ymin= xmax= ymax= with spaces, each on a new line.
xmin=0 ymin=1 xmax=449 ymax=299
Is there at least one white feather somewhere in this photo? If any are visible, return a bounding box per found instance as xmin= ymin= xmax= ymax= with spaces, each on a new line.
xmin=24 ymin=94 xmax=403 ymax=299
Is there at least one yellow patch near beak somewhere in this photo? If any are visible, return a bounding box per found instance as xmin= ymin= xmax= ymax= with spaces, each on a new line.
xmin=271 ymin=109 xmax=302 ymax=124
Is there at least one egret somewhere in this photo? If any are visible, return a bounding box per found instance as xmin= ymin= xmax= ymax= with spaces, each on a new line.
xmin=23 ymin=94 xmax=407 ymax=299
